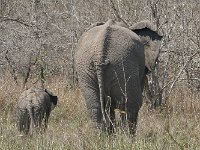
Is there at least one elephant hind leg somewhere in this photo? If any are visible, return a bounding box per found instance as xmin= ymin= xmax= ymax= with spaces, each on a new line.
xmin=109 ymin=80 xmax=142 ymax=134
xmin=18 ymin=110 xmax=30 ymax=135
xmin=81 ymin=86 xmax=116 ymax=133
xmin=127 ymin=109 xmax=139 ymax=135
xmin=80 ymin=86 xmax=103 ymax=129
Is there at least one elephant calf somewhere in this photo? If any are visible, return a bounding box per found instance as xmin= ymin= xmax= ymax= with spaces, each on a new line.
xmin=15 ymin=87 xmax=58 ymax=135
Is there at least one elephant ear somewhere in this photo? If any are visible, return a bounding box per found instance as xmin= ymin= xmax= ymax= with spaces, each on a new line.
xmin=129 ymin=21 xmax=163 ymax=73
xmin=45 ymin=89 xmax=58 ymax=106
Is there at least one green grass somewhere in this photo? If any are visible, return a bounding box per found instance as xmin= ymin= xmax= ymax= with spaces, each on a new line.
xmin=0 ymin=77 xmax=199 ymax=150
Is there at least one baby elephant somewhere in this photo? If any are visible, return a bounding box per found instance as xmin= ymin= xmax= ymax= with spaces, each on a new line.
xmin=16 ymin=87 xmax=58 ymax=135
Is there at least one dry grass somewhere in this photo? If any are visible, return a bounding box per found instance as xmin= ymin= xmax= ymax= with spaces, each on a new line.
xmin=0 ymin=76 xmax=199 ymax=150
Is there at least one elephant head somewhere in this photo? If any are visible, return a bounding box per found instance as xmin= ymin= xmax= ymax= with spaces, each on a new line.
xmin=45 ymin=89 xmax=58 ymax=110
xmin=129 ymin=21 xmax=163 ymax=73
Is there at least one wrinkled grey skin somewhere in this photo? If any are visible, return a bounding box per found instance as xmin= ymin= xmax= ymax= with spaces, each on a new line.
xmin=16 ymin=87 xmax=58 ymax=135
xmin=75 ymin=19 xmax=162 ymax=134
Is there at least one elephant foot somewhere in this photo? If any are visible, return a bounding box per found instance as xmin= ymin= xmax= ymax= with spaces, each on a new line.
xmin=90 ymin=108 xmax=116 ymax=134
xmin=91 ymin=121 xmax=102 ymax=130
xmin=91 ymin=119 xmax=115 ymax=134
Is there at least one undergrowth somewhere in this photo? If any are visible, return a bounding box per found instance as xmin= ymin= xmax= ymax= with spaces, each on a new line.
xmin=0 ymin=77 xmax=199 ymax=150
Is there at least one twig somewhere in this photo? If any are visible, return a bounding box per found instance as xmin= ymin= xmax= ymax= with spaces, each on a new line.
xmin=109 ymin=0 xmax=129 ymax=26
xmin=0 ymin=17 xmax=34 ymax=27
xmin=167 ymin=131 xmax=184 ymax=150
xmin=167 ymin=51 xmax=199 ymax=97
xmin=4 ymin=50 xmax=18 ymax=84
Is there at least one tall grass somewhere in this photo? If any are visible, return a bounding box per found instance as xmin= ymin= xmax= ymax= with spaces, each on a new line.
xmin=0 ymin=76 xmax=199 ymax=150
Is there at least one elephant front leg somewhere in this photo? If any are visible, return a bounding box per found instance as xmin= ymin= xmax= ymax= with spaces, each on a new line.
xmin=126 ymin=95 xmax=142 ymax=135
xmin=90 ymin=105 xmax=102 ymax=127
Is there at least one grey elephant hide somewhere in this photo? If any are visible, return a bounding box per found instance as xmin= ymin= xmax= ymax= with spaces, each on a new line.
xmin=75 ymin=19 xmax=162 ymax=134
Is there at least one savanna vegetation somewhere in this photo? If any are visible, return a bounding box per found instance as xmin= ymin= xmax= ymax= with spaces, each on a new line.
xmin=0 ymin=0 xmax=199 ymax=149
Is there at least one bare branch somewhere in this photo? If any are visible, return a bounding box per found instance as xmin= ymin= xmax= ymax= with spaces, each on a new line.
xmin=167 ymin=51 xmax=200 ymax=96
xmin=0 ymin=17 xmax=34 ymax=27
xmin=109 ymin=0 xmax=129 ymax=26
xmin=4 ymin=50 xmax=18 ymax=84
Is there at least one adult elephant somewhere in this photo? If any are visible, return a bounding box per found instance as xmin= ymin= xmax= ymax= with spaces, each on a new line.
xmin=75 ymin=19 xmax=162 ymax=134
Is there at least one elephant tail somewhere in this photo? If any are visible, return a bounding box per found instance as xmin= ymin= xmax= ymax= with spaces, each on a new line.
xmin=95 ymin=61 xmax=109 ymax=127
xmin=28 ymin=102 xmax=36 ymax=135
